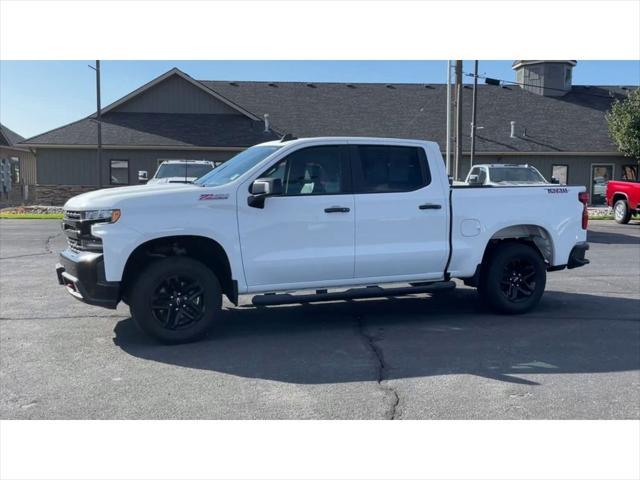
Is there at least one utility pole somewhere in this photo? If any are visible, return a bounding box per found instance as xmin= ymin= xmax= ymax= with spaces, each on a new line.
xmin=454 ymin=60 xmax=463 ymax=180
xmin=89 ymin=60 xmax=103 ymax=188
xmin=469 ymin=60 xmax=479 ymax=167
xmin=445 ymin=61 xmax=452 ymax=177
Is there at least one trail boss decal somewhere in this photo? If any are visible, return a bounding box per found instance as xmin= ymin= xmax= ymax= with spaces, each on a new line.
xmin=546 ymin=187 xmax=569 ymax=194
xmin=199 ymin=193 xmax=229 ymax=201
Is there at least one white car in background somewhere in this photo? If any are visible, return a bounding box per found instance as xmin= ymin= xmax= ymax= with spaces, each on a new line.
xmin=143 ymin=160 xmax=217 ymax=185
xmin=465 ymin=164 xmax=550 ymax=186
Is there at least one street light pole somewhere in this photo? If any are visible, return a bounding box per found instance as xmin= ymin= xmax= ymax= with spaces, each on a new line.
xmin=454 ymin=60 xmax=463 ymax=180
xmin=445 ymin=61 xmax=452 ymax=176
xmin=94 ymin=60 xmax=103 ymax=188
xmin=470 ymin=60 xmax=479 ymax=167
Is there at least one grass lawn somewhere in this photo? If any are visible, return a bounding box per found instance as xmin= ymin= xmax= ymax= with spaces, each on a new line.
xmin=0 ymin=213 xmax=63 ymax=220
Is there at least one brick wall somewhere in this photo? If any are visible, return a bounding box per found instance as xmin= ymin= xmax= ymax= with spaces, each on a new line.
xmin=34 ymin=185 xmax=99 ymax=206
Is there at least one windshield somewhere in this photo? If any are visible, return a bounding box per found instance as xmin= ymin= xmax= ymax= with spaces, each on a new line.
xmin=195 ymin=146 xmax=282 ymax=187
xmin=490 ymin=167 xmax=547 ymax=183
xmin=155 ymin=163 xmax=213 ymax=179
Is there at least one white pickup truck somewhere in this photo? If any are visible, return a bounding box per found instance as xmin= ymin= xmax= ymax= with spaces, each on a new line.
xmin=56 ymin=137 xmax=590 ymax=343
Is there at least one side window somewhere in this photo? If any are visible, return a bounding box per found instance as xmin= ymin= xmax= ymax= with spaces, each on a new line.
xmin=260 ymin=146 xmax=349 ymax=196
xmin=354 ymin=145 xmax=429 ymax=193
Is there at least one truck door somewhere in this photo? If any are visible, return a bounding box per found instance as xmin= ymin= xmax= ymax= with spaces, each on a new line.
xmin=350 ymin=143 xmax=449 ymax=281
xmin=237 ymin=144 xmax=355 ymax=288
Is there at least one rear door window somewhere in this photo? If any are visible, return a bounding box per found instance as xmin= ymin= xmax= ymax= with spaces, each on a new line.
xmin=352 ymin=145 xmax=430 ymax=193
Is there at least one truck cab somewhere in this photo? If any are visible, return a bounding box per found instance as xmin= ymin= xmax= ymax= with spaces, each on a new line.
xmin=465 ymin=164 xmax=549 ymax=186
xmin=145 ymin=159 xmax=217 ymax=185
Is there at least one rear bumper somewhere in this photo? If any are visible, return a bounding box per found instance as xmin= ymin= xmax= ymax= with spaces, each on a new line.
xmin=56 ymin=250 xmax=120 ymax=309
xmin=567 ymin=242 xmax=590 ymax=269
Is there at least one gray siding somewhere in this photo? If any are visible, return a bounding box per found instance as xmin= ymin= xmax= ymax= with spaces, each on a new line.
xmin=36 ymin=148 xmax=239 ymax=186
xmin=113 ymin=75 xmax=241 ymax=115
xmin=516 ymin=62 xmax=572 ymax=97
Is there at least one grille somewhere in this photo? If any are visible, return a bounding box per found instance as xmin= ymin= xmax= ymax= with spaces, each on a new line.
xmin=67 ymin=237 xmax=81 ymax=253
xmin=66 ymin=236 xmax=102 ymax=253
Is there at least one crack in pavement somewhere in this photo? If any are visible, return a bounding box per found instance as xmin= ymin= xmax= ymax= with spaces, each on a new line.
xmin=45 ymin=230 xmax=63 ymax=254
xmin=0 ymin=230 xmax=63 ymax=260
xmin=354 ymin=313 xmax=400 ymax=420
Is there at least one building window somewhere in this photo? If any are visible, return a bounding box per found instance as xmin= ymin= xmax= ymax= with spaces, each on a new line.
xmin=622 ymin=164 xmax=638 ymax=181
xmin=564 ymin=67 xmax=572 ymax=88
xmin=110 ymin=160 xmax=129 ymax=185
xmin=590 ymin=164 xmax=614 ymax=205
xmin=10 ymin=157 xmax=20 ymax=184
xmin=551 ymin=164 xmax=568 ymax=184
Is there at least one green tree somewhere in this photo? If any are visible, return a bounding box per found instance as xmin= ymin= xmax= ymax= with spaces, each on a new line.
xmin=606 ymin=89 xmax=640 ymax=160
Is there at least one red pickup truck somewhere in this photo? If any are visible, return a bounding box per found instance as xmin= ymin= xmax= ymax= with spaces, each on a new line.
xmin=606 ymin=179 xmax=640 ymax=224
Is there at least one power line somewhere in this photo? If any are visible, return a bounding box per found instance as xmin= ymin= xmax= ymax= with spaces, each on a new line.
xmin=464 ymin=72 xmax=635 ymax=99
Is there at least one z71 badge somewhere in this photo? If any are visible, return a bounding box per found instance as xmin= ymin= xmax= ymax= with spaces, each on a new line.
xmin=199 ymin=193 xmax=229 ymax=201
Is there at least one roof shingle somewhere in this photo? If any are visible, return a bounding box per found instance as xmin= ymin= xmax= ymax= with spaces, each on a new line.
xmin=20 ymin=70 xmax=637 ymax=153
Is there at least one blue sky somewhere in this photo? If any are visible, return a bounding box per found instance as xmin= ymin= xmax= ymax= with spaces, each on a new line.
xmin=1 ymin=60 xmax=639 ymax=138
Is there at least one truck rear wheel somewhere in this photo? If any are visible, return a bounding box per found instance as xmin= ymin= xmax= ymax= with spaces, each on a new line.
xmin=613 ymin=199 xmax=632 ymax=224
xmin=478 ymin=243 xmax=546 ymax=314
xmin=129 ymin=256 xmax=222 ymax=344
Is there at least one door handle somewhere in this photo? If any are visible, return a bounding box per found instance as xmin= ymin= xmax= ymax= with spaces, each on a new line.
xmin=419 ymin=203 xmax=442 ymax=210
xmin=324 ymin=207 xmax=350 ymax=213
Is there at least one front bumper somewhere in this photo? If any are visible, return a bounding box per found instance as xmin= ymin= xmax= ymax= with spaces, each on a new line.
xmin=56 ymin=250 xmax=120 ymax=309
xmin=567 ymin=241 xmax=590 ymax=269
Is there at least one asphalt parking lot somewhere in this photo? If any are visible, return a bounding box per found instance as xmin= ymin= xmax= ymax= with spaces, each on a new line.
xmin=1 ymin=219 xmax=639 ymax=419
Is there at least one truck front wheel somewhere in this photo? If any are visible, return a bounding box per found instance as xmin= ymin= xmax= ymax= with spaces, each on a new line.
xmin=129 ymin=256 xmax=222 ymax=344
xmin=613 ymin=199 xmax=632 ymax=224
xmin=478 ymin=243 xmax=546 ymax=314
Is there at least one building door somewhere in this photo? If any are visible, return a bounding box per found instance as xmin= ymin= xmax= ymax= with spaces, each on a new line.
xmin=590 ymin=164 xmax=614 ymax=205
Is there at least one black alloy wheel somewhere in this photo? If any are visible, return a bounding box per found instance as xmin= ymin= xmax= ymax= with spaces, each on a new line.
xmin=478 ymin=242 xmax=546 ymax=314
xmin=499 ymin=258 xmax=538 ymax=303
xmin=151 ymin=275 xmax=206 ymax=330
xmin=130 ymin=256 xmax=222 ymax=344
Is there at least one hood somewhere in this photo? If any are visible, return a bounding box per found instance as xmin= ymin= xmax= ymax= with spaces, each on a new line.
xmin=64 ymin=183 xmax=199 ymax=209
xmin=147 ymin=176 xmax=198 ymax=185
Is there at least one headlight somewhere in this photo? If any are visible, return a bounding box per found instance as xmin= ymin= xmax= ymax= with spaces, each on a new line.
xmin=83 ymin=209 xmax=121 ymax=223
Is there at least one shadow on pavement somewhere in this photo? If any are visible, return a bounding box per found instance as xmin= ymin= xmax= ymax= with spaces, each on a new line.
xmin=587 ymin=228 xmax=640 ymax=245
xmin=113 ymin=288 xmax=640 ymax=386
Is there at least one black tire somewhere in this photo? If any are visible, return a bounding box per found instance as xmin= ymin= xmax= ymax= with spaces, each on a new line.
xmin=613 ymin=199 xmax=632 ymax=224
xmin=129 ymin=256 xmax=222 ymax=344
xmin=478 ymin=242 xmax=546 ymax=314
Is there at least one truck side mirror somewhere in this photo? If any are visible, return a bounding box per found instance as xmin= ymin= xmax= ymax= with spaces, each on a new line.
xmin=550 ymin=177 xmax=560 ymax=184
xmin=138 ymin=170 xmax=148 ymax=184
xmin=248 ymin=177 xmax=282 ymax=208
xmin=467 ymin=174 xmax=481 ymax=185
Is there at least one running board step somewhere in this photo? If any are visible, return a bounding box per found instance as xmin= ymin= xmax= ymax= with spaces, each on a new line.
xmin=252 ymin=281 xmax=456 ymax=306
